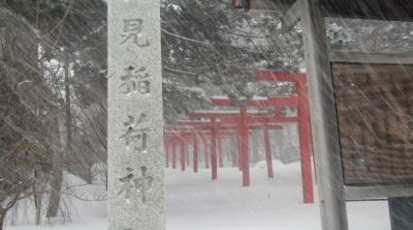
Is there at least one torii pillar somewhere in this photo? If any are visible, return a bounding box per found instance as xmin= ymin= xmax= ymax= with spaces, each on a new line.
xmin=255 ymin=71 xmax=314 ymax=203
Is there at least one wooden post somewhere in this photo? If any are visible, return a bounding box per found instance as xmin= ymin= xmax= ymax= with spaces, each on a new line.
xmin=300 ymin=0 xmax=348 ymax=228
xmin=264 ymin=125 xmax=274 ymax=178
xmin=240 ymin=106 xmax=250 ymax=187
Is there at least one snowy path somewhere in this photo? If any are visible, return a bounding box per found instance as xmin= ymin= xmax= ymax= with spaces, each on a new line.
xmin=6 ymin=161 xmax=391 ymax=230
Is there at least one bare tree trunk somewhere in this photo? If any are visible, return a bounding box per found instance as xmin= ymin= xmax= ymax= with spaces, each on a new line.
xmin=0 ymin=197 xmax=17 ymax=230
xmin=46 ymin=115 xmax=64 ymax=220
xmin=105 ymin=170 xmax=108 ymax=191
xmin=0 ymin=208 xmax=6 ymax=230
xmin=46 ymin=52 xmax=71 ymax=221
xmin=33 ymin=169 xmax=42 ymax=225
xmin=87 ymin=163 xmax=93 ymax=184
xmin=64 ymin=51 xmax=72 ymax=167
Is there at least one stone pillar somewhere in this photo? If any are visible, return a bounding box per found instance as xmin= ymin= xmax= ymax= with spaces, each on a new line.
xmin=108 ymin=0 xmax=164 ymax=229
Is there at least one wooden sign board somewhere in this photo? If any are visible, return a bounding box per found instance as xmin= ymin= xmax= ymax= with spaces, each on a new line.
xmin=332 ymin=62 xmax=413 ymax=186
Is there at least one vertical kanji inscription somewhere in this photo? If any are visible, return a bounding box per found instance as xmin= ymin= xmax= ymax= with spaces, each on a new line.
xmin=108 ymin=0 xmax=164 ymax=229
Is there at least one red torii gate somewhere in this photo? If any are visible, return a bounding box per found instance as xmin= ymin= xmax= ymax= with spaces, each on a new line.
xmin=189 ymin=110 xmax=283 ymax=184
xmin=174 ymin=119 xmax=282 ymax=182
xmin=210 ymin=70 xmax=314 ymax=204
xmin=166 ymin=122 xmax=241 ymax=171
xmin=165 ymin=129 xmax=235 ymax=173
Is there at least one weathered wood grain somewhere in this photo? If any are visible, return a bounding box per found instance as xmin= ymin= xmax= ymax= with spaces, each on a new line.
xmin=333 ymin=63 xmax=413 ymax=185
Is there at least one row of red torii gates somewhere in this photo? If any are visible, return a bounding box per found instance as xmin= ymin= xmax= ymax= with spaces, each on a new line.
xmin=164 ymin=70 xmax=315 ymax=204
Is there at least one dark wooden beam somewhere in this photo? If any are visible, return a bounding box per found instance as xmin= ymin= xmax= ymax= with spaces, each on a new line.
xmin=242 ymin=0 xmax=413 ymax=21
xmin=281 ymin=0 xmax=304 ymax=32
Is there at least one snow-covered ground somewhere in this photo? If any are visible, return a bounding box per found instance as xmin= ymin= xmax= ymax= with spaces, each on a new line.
xmin=6 ymin=161 xmax=391 ymax=230
xmin=166 ymin=161 xmax=391 ymax=230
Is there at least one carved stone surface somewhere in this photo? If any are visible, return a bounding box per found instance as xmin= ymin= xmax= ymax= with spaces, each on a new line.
xmin=108 ymin=1 xmax=164 ymax=229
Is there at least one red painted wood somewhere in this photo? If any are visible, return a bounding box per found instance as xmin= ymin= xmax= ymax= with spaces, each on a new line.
xmin=170 ymin=120 xmax=284 ymax=131
xmin=165 ymin=136 xmax=231 ymax=143
xmin=165 ymin=129 xmax=238 ymax=136
xmin=190 ymin=111 xmax=241 ymax=119
xmin=264 ymin=126 xmax=274 ymax=178
xmin=249 ymin=71 xmax=314 ymax=203
xmin=187 ymin=103 xmax=289 ymax=188
xmin=297 ymin=80 xmax=314 ymax=204
xmin=211 ymin=71 xmax=313 ymax=201
xmin=219 ymin=115 xmax=298 ymax=124
xmin=210 ymin=97 xmax=232 ymax=106
xmin=168 ymin=71 xmax=313 ymax=199
xmin=211 ymin=96 xmax=299 ymax=107
xmin=266 ymin=96 xmax=298 ymax=106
